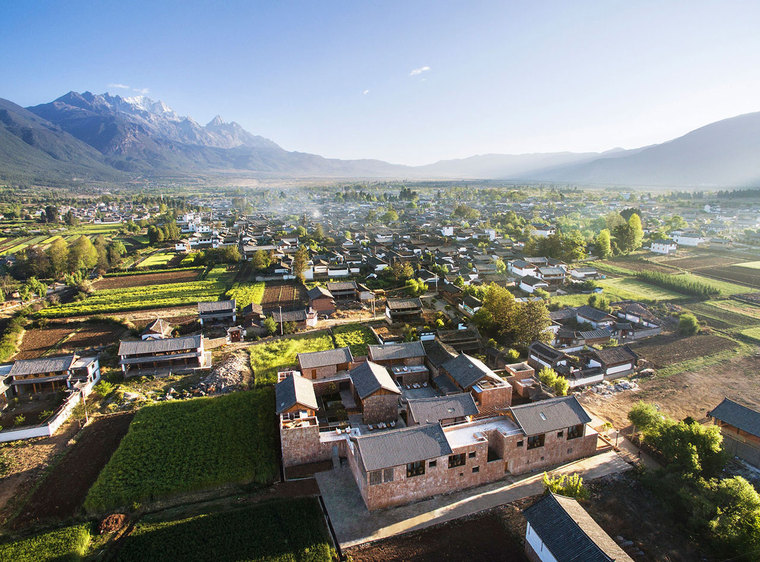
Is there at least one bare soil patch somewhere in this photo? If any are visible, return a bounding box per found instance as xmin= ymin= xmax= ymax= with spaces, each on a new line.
xmin=14 ymin=325 xmax=71 ymax=359
xmin=9 ymin=413 xmax=134 ymax=530
xmin=695 ymin=266 xmax=760 ymax=289
xmin=579 ymin=354 xmax=760 ymax=430
xmin=62 ymin=322 xmax=127 ymax=351
xmin=261 ymin=282 xmax=307 ymax=312
xmin=0 ymin=421 xmax=79 ymax=523
xmin=629 ymin=333 xmax=737 ymax=368
xmin=93 ymin=269 xmax=200 ymax=290
xmin=345 ymin=505 xmax=528 ymax=562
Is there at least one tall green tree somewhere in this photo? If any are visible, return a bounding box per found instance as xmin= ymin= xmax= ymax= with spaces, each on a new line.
xmin=46 ymin=238 xmax=69 ymax=279
xmin=68 ymin=236 xmax=98 ymax=272
xmin=595 ymin=229 xmax=612 ymax=258
xmin=292 ymin=246 xmax=309 ymax=283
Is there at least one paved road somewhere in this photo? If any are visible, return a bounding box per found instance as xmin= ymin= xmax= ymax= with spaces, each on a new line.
xmin=317 ymin=449 xmax=631 ymax=549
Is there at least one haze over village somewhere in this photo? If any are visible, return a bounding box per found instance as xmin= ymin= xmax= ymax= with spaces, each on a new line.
xmin=2 ymin=2 xmax=760 ymax=562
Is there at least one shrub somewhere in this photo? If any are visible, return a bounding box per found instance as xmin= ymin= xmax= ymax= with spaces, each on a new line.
xmin=38 ymin=409 xmax=54 ymax=421
xmin=542 ymin=472 xmax=588 ymax=499
xmin=506 ymin=348 xmax=520 ymax=362
xmin=634 ymin=270 xmax=720 ymax=298
xmin=679 ymin=313 xmax=700 ymax=336
xmin=537 ymin=366 xmax=568 ymax=396
xmin=14 ymin=415 xmax=25 ymax=426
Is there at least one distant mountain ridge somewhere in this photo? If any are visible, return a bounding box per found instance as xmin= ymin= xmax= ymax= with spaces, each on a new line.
xmin=0 ymin=90 xmax=758 ymax=186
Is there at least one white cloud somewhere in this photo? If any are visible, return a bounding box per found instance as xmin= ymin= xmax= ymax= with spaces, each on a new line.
xmin=108 ymin=83 xmax=130 ymax=89
xmin=409 ymin=66 xmax=431 ymax=76
xmin=363 ymin=89 xmax=370 ymax=95
xmin=133 ymin=87 xmax=150 ymax=95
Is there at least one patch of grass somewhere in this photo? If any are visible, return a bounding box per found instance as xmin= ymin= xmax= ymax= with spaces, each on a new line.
xmin=138 ymin=250 xmax=175 ymax=268
xmin=250 ymin=331 xmax=335 ymax=385
xmin=333 ymin=324 xmax=377 ymax=356
xmin=552 ymin=277 xmax=685 ymax=307
xmin=740 ymin=326 xmax=760 ymax=343
xmin=0 ymin=522 xmax=92 ymax=561
xmin=226 ymin=282 xmax=266 ymax=309
xmin=84 ymin=389 xmax=278 ymax=513
xmin=734 ymin=260 xmax=760 ymax=270
xmin=116 ymin=498 xmax=334 ymax=561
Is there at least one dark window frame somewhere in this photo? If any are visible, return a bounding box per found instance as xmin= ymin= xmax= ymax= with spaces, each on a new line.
xmin=567 ymin=424 xmax=583 ymax=440
xmin=527 ymin=433 xmax=546 ymax=450
xmin=406 ymin=460 xmax=426 ymax=478
xmin=448 ymin=453 xmax=466 ymax=468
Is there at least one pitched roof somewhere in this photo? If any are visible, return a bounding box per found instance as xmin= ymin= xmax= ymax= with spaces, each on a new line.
xmin=307 ymin=286 xmax=334 ymax=300
xmin=523 ymin=493 xmax=632 ymax=561
xmin=422 ymin=339 xmax=458 ymax=368
xmin=354 ymin=423 xmax=453 ymax=471
xmin=441 ymin=353 xmax=495 ymax=390
xmin=326 ymin=281 xmax=357 ymax=291
xmin=297 ymin=347 xmax=353 ymax=369
xmin=386 ymin=298 xmax=422 ymax=311
xmin=521 ymin=275 xmax=546 ymax=286
xmin=576 ymin=305 xmax=614 ymax=323
xmin=241 ymin=302 xmax=263 ymax=316
xmin=144 ymin=318 xmax=172 ymax=336
xmin=709 ymin=398 xmax=760 ymax=437
xmin=9 ymin=355 xmax=77 ymax=376
xmin=368 ymin=341 xmax=426 ymax=362
xmin=408 ymin=394 xmax=479 ymax=424
xmin=198 ymin=300 xmax=236 ymax=313
xmin=510 ymin=395 xmax=591 ymax=436
xmin=349 ymin=361 xmax=401 ymax=399
xmin=275 ymin=373 xmax=318 ymax=414
xmin=591 ymin=346 xmax=637 ymax=366
xmin=118 ymin=335 xmax=202 ymax=356
xmin=530 ymin=341 xmax=566 ymax=362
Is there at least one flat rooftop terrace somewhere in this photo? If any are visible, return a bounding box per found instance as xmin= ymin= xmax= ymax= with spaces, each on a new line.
xmin=444 ymin=416 xmax=522 ymax=449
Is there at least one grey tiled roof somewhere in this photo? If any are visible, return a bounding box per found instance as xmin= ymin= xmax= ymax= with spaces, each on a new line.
xmin=297 ymin=347 xmax=353 ymax=369
xmin=576 ymin=305 xmax=614 ymax=323
xmin=118 ymin=335 xmax=203 ymax=356
xmin=591 ymin=346 xmax=637 ymax=366
xmin=9 ymin=355 xmax=76 ymax=376
xmin=441 ymin=353 xmax=494 ymax=390
xmin=422 ymin=339 xmax=457 ymax=368
xmin=509 ymin=395 xmax=591 ymax=436
xmin=307 ymin=286 xmax=333 ymax=300
xmin=408 ymin=394 xmax=478 ymax=424
xmin=276 ymin=373 xmax=318 ymax=414
xmin=326 ymin=281 xmax=357 ymax=292
xmin=368 ymin=341 xmax=426 ymax=362
xmin=386 ymin=298 xmax=422 ymax=311
xmin=198 ymin=300 xmax=236 ymax=313
xmin=354 ymin=423 xmax=452 ymax=471
xmin=523 ymin=493 xmax=632 ymax=561
xmin=709 ymin=398 xmax=760 ymax=437
xmin=349 ymin=361 xmax=400 ymax=399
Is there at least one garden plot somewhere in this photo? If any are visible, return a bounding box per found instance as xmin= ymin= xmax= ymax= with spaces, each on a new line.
xmin=93 ymin=268 xmax=202 ymax=290
xmin=260 ymin=282 xmax=308 ymax=312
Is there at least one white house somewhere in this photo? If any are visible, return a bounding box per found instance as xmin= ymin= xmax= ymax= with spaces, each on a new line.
xmin=531 ymin=224 xmax=556 ymax=238
xmin=650 ymin=239 xmax=677 ymax=254
xmin=520 ymin=275 xmax=549 ymax=294
xmin=672 ymin=232 xmax=705 ymax=247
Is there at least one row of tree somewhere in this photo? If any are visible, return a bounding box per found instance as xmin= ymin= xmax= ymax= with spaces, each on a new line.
xmin=14 ymin=235 xmax=126 ymax=280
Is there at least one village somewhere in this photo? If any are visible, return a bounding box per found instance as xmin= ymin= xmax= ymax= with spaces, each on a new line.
xmin=1 ymin=182 xmax=760 ymax=560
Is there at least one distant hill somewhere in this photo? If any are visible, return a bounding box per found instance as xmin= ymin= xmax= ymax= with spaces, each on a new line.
xmin=518 ymin=112 xmax=760 ymax=187
xmin=0 ymin=90 xmax=758 ymax=186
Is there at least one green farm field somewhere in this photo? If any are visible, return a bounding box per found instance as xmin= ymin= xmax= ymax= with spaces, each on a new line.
xmin=332 ymin=323 xmax=377 ymax=356
xmin=0 ymin=522 xmax=92 ymax=562
xmin=115 ymin=498 xmax=334 ymax=562
xmin=85 ymin=389 xmax=278 ymax=513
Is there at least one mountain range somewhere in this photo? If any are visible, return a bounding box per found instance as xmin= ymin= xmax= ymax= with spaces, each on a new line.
xmin=1 ymin=90 xmax=760 ymax=188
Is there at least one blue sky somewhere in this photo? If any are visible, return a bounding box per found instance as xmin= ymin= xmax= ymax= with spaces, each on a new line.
xmin=3 ymin=1 xmax=760 ymax=164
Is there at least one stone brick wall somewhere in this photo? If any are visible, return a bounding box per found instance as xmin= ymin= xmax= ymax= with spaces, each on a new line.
xmin=503 ymin=428 xmax=597 ymax=475
xmin=302 ymin=364 xmax=339 ymax=380
xmin=474 ymin=384 xmax=512 ymax=412
xmin=281 ymin=423 xmax=331 ymax=468
xmin=361 ymin=393 xmax=399 ymax=424
xmin=397 ymin=371 xmax=429 ymax=386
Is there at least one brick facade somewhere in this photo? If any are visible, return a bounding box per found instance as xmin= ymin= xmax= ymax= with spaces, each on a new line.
xmin=280 ymin=423 xmax=331 ymax=468
xmin=472 ymin=384 xmax=512 ymax=412
xmin=359 ymin=391 xmax=399 ymax=424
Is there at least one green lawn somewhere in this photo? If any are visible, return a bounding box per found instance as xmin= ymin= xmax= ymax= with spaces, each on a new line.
xmin=115 ymin=498 xmax=334 ymax=562
xmin=250 ymin=331 xmax=335 ymax=385
xmin=0 ymin=523 xmax=92 ymax=561
xmin=85 ymin=389 xmax=278 ymax=513
xmin=138 ymin=250 xmax=175 ymax=268
xmin=734 ymin=260 xmax=760 ymax=269
xmin=553 ymin=277 xmax=685 ymax=307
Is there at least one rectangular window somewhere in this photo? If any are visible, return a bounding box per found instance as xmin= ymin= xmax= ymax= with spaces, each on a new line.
xmin=429 ymin=460 xmax=437 ymax=468
xmin=567 ymin=424 xmax=583 ymax=440
xmin=383 ymin=468 xmax=394 ymax=482
xmin=527 ymin=434 xmax=545 ymax=450
xmin=516 ymin=440 xmax=524 ymax=447
xmin=472 ymin=466 xmax=479 ymax=473
xmin=557 ymin=430 xmax=563 ymax=438
xmin=406 ymin=460 xmax=426 ymax=478
xmin=468 ymin=451 xmax=476 ymax=459
xmin=448 ymin=453 xmax=466 ymax=468
xmin=369 ymin=470 xmax=382 ymax=486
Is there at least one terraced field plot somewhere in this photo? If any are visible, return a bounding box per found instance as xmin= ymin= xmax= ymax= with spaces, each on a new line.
xmin=260 ymin=282 xmax=307 ymax=311
xmin=685 ymin=301 xmax=760 ymax=331
xmin=94 ymin=268 xmax=202 ymax=290
xmin=630 ymin=333 xmax=739 ymax=369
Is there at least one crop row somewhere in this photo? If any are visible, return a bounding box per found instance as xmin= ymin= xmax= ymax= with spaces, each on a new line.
xmin=84 ymin=389 xmax=278 ymax=513
xmin=38 ymin=266 xmax=234 ymax=317
xmin=633 ymin=270 xmax=722 ymax=298
xmin=104 ymin=266 xmax=203 ymax=277
xmin=225 ymin=282 xmax=266 ymax=309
